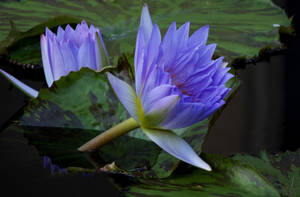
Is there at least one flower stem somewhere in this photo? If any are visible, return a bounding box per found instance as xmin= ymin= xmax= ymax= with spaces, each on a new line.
xmin=78 ymin=118 xmax=139 ymax=152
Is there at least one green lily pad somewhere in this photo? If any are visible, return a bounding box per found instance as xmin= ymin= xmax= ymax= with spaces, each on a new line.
xmin=0 ymin=15 xmax=81 ymax=64
xmin=233 ymin=150 xmax=300 ymax=197
xmin=123 ymin=153 xmax=280 ymax=197
xmin=19 ymin=56 xmax=240 ymax=178
xmin=0 ymin=0 xmax=289 ymax=65
xmin=20 ymin=68 xmax=127 ymax=130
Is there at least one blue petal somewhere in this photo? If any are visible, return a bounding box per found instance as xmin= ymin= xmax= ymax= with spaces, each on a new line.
xmin=144 ymin=95 xmax=179 ymax=127
xmin=161 ymin=22 xmax=177 ymax=72
xmin=195 ymin=44 xmax=217 ymax=70
xmin=141 ymin=24 xmax=161 ymax=95
xmin=140 ymin=4 xmax=153 ymax=43
xmin=45 ymin=27 xmax=55 ymax=40
xmin=134 ymin=27 xmax=146 ymax=95
xmin=59 ymin=41 xmax=77 ymax=73
xmin=189 ymin=25 xmax=209 ymax=47
xmin=176 ymin=22 xmax=190 ymax=51
xmin=56 ymin=26 xmax=65 ymax=43
xmin=140 ymin=65 xmax=171 ymax=99
xmin=40 ymin=34 xmax=54 ymax=87
xmin=170 ymin=44 xmax=204 ymax=83
xmin=48 ymin=36 xmax=66 ymax=81
xmin=160 ymin=102 xmax=206 ymax=129
xmin=77 ymin=35 xmax=96 ymax=70
xmin=107 ymin=73 xmax=138 ymax=121
xmin=0 ymin=69 xmax=38 ymax=98
xmin=196 ymin=85 xmax=227 ymax=104
xmin=64 ymin=24 xmax=75 ymax=41
xmin=142 ymin=84 xmax=176 ymax=110
xmin=220 ymin=73 xmax=234 ymax=86
xmin=142 ymin=127 xmax=211 ymax=171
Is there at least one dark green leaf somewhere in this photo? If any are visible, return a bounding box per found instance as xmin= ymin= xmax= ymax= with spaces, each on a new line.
xmin=234 ymin=150 xmax=300 ymax=197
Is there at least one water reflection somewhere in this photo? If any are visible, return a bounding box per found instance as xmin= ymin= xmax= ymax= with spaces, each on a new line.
xmin=43 ymin=156 xmax=68 ymax=175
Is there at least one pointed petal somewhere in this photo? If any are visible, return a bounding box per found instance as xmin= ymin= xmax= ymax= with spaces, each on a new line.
xmin=176 ymin=22 xmax=190 ymax=51
xmin=107 ymin=73 xmax=138 ymax=121
xmin=189 ymin=25 xmax=209 ymax=47
xmin=142 ymin=84 xmax=176 ymax=109
xmin=56 ymin=26 xmax=65 ymax=43
xmin=134 ymin=27 xmax=146 ymax=94
xmin=77 ymin=35 xmax=96 ymax=70
xmin=141 ymin=24 xmax=161 ymax=95
xmin=162 ymin=22 xmax=177 ymax=72
xmin=59 ymin=41 xmax=77 ymax=73
xmin=64 ymin=24 xmax=75 ymax=41
xmin=95 ymin=32 xmax=110 ymax=69
xmin=0 ymin=69 xmax=38 ymax=98
xmin=40 ymin=34 xmax=54 ymax=87
xmin=48 ymin=37 xmax=66 ymax=81
xmin=161 ymin=102 xmax=206 ymax=129
xmin=196 ymin=43 xmax=217 ymax=70
xmin=140 ymin=4 xmax=153 ymax=43
xmin=45 ymin=27 xmax=55 ymax=40
xmin=142 ymin=128 xmax=211 ymax=171
xmin=140 ymin=65 xmax=171 ymax=100
xmin=145 ymin=24 xmax=161 ymax=70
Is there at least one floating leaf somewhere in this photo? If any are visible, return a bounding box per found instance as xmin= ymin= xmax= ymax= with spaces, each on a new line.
xmin=123 ymin=153 xmax=280 ymax=197
xmin=0 ymin=0 xmax=290 ymax=64
xmin=0 ymin=15 xmax=81 ymax=65
xmin=20 ymin=68 xmax=127 ymax=130
xmin=234 ymin=150 xmax=300 ymax=197
xmin=19 ymin=67 xmax=161 ymax=171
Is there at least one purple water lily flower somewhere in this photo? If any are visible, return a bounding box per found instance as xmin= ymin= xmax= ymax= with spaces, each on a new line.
xmin=0 ymin=21 xmax=109 ymax=98
xmin=41 ymin=20 xmax=109 ymax=87
xmin=107 ymin=5 xmax=233 ymax=170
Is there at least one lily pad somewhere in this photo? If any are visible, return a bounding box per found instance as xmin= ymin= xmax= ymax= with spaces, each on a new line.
xmin=234 ymin=150 xmax=300 ymax=197
xmin=20 ymin=67 xmax=160 ymax=171
xmin=123 ymin=153 xmax=280 ymax=197
xmin=18 ymin=57 xmax=240 ymax=178
xmin=0 ymin=0 xmax=290 ymax=64
xmin=0 ymin=15 xmax=81 ymax=65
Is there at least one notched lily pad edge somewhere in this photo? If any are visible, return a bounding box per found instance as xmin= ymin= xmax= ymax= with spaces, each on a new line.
xmin=231 ymin=24 xmax=296 ymax=70
xmin=0 ymin=13 xmax=292 ymax=72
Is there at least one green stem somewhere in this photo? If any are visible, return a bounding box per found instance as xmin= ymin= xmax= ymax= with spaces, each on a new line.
xmin=78 ymin=118 xmax=139 ymax=151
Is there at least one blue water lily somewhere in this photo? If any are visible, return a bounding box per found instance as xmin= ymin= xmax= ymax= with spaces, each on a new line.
xmin=0 ymin=21 xmax=109 ymax=98
xmin=106 ymin=5 xmax=233 ymax=171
